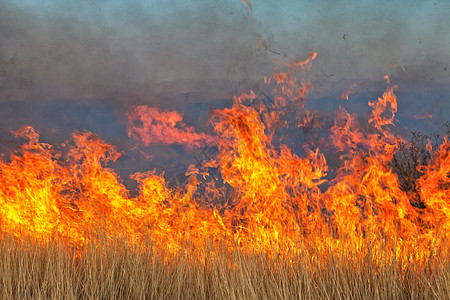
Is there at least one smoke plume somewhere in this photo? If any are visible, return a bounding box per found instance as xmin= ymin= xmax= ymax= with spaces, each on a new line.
xmin=1 ymin=0 xmax=449 ymax=103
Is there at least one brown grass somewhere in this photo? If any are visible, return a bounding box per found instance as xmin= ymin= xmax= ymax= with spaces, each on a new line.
xmin=0 ymin=234 xmax=449 ymax=300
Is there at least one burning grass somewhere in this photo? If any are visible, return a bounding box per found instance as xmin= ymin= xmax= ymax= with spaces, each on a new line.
xmin=0 ymin=53 xmax=449 ymax=298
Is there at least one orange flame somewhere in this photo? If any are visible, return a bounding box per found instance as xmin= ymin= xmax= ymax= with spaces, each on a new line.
xmin=413 ymin=113 xmax=432 ymax=120
xmin=418 ymin=139 xmax=450 ymax=233
xmin=127 ymin=105 xmax=216 ymax=149
xmin=1 ymin=55 xmax=449 ymax=266
xmin=340 ymin=83 xmax=356 ymax=100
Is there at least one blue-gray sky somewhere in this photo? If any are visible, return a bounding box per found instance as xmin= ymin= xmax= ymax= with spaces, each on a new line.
xmin=1 ymin=0 xmax=450 ymax=102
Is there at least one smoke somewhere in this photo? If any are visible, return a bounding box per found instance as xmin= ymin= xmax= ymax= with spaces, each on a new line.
xmin=0 ymin=0 xmax=269 ymax=102
xmin=1 ymin=0 xmax=449 ymax=104
xmin=1 ymin=0 xmax=449 ymax=192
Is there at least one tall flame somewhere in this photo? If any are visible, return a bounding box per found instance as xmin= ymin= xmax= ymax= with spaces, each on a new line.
xmin=0 ymin=53 xmax=449 ymax=266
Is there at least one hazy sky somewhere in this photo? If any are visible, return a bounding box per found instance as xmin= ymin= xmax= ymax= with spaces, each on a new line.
xmin=1 ymin=0 xmax=450 ymax=103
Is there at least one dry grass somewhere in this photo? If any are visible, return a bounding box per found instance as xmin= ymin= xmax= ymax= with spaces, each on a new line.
xmin=0 ymin=234 xmax=449 ymax=300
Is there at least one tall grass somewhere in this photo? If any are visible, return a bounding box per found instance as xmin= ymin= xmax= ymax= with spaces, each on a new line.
xmin=0 ymin=233 xmax=449 ymax=299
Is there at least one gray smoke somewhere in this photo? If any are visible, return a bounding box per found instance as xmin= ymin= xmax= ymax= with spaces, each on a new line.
xmin=1 ymin=0 xmax=449 ymax=104
xmin=1 ymin=0 xmax=449 ymax=191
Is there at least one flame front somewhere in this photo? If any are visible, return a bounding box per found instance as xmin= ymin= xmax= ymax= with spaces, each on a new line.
xmin=0 ymin=53 xmax=449 ymax=267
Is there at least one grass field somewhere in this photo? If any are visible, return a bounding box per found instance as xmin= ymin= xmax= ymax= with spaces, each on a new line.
xmin=1 ymin=233 xmax=449 ymax=300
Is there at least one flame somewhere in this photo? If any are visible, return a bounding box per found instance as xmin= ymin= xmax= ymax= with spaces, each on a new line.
xmin=1 ymin=53 xmax=449 ymax=268
xmin=340 ymin=83 xmax=356 ymax=100
xmin=126 ymin=105 xmax=216 ymax=149
xmin=413 ymin=113 xmax=433 ymax=120
xmin=418 ymin=139 xmax=450 ymax=233
xmin=331 ymin=107 xmax=369 ymax=151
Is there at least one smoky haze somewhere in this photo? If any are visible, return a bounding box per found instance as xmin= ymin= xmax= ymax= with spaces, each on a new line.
xmin=1 ymin=0 xmax=449 ymax=192
xmin=1 ymin=0 xmax=450 ymax=103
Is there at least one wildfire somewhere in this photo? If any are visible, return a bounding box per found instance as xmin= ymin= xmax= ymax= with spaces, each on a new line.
xmin=0 ymin=53 xmax=449 ymax=266
xmin=127 ymin=105 xmax=216 ymax=149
